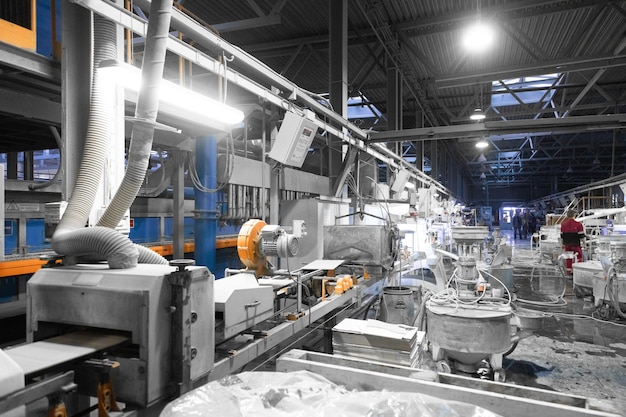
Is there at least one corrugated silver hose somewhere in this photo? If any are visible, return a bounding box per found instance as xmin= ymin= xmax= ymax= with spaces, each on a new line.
xmin=96 ymin=0 xmax=172 ymax=265
xmin=53 ymin=1 xmax=173 ymax=268
xmin=52 ymin=15 xmax=139 ymax=269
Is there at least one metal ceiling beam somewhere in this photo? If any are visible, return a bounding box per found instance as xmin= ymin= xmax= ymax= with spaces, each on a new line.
xmin=211 ymin=14 xmax=281 ymax=32
xmin=0 ymin=87 xmax=61 ymax=123
xmin=397 ymin=0 xmax=616 ymax=35
xmin=0 ymin=43 xmax=60 ymax=80
xmin=369 ymin=114 xmax=626 ymax=142
xmin=432 ymin=53 xmax=626 ymax=89
xmin=563 ymin=35 xmax=626 ymax=116
xmin=497 ymin=21 xmax=546 ymax=61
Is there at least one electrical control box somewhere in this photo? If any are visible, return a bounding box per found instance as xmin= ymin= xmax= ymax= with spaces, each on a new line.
xmin=390 ymin=169 xmax=410 ymax=193
xmin=269 ymin=111 xmax=318 ymax=168
xmin=44 ymin=201 xmax=68 ymax=242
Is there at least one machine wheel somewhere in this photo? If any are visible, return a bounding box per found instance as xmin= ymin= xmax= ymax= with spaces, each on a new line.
xmin=436 ymin=360 xmax=452 ymax=374
xmin=493 ymin=370 xmax=506 ymax=383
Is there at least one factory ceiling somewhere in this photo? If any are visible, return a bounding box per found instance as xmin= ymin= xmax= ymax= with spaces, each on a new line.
xmin=1 ymin=0 xmax=626 ymax=201
xmin=175 ymin=0 xmax=626 ymax=196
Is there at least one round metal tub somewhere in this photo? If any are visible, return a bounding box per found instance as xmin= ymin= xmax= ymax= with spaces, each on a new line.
xmin=379 ymin=286 xmax=416 ymax=325
xmin=426 ymin=304 xmax=511 ymax=365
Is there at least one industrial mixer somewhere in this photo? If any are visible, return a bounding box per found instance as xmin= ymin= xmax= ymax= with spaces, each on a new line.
xmin=426 ymin=227 xmax=514 ymax=381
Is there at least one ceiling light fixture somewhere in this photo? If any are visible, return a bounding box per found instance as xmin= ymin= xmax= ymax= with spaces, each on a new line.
xmin=98 ymin=60 xmax=245 ymax=126
xmin=480 ymin=172 xmax=486 ymax=179
xmin=475 ymin=139 xmax=489 ymax=148
xmin=567 ymin=165 xmax=573 ymax=174
xmin=470 ymin=108 xmax=486 ymax=121
xmin=463 ymin=0 xmax=494 ymax=53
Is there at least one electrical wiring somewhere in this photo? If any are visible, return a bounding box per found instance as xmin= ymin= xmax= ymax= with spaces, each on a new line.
xmin=476 ymin=268 xmax=512 ymax=307
xmin=516 ymin=264 xmax=568 ymax=307
xmin=606 ymin=266 xmax=626 ymax=319
xmin=552 ymin=311 xmax=626 ymax=327
xmin=188 ymin=131 xmax=235 ymax=193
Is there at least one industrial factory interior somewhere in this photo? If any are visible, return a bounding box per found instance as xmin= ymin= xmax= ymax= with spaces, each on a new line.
xmin=2 ymin=0 xmax=626 ymax=416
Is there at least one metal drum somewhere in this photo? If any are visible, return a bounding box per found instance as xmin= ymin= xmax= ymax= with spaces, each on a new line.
xmin=379 ymin=286 xmax=416 ymax=325
xmin=426 ymin=304 xmax=511 ymax=366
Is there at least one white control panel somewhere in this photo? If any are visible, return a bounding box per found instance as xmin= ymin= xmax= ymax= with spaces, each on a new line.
xmin=269 ymin=111 xmax=318 ymax=168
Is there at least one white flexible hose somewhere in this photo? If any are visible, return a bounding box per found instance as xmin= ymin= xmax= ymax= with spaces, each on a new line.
xmin=52 ymin=3 xmax=172 ymax=268
xmin=97 ymin=0 xmax=173 ymax=229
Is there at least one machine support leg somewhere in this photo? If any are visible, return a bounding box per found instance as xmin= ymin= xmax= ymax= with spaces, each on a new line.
xmin=168 ymin=259 xmax=196 ymax=397
xmin=83 ymin=358 xmax=121 ymax=417
xmin=323 ymin=312 xmax=336 ymax=353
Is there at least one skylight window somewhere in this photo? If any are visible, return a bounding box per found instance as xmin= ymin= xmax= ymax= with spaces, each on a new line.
xmin=491 ymin=74 xmax=560 ymax=107
xmin=347 ymin=95 xmax=382 ymax=121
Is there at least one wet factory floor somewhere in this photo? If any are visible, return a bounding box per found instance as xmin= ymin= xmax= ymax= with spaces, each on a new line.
xmin=503 ymin=231 xmax=626 ymax=415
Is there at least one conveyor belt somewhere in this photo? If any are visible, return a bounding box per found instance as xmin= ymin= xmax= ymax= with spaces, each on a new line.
xmin=5 ymin=330 xmax=129 ymax=378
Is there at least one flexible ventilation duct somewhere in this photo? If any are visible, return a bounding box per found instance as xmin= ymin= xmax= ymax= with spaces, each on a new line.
xmin=52 ymin=0 xmax=172 ymax=268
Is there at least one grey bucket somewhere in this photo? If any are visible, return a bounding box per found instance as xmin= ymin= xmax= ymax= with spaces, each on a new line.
xmin=379 ymin=286 xmax=415 ymax=325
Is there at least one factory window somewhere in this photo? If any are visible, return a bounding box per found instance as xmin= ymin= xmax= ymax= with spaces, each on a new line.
xmin=0 ymin=0 xmax=32 ymax=29
xmin=0 ymin=150 xmax=59 ymax=180
xmin=491 ymin=74 xmax=560 ymax=107
xmin=347 ymin=95 xmax=382 ymax=123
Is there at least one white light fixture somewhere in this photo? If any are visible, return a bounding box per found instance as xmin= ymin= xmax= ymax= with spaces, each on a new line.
xmin=566 ymin=165 xmax=573 ymax=174
xmin=98 ymin=60 xmax=244 ymax=126
xmin=480 ymin=172 xmax=486 ymax=179
xmin=475 ymin=139 xmax=489 ymax=148
xmin=470 ymin=108 xmax=486 ymax=120
xmin=463 ymin=21 xmax=494 ymax=53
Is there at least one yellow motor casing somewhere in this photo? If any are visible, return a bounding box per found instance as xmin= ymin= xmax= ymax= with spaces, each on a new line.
xmin=237 ymin=219 xmax=267 ymax=271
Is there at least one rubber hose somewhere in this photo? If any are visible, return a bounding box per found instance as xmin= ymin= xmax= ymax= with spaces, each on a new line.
xmin=97 ymin=0 xmax=173 ymax=229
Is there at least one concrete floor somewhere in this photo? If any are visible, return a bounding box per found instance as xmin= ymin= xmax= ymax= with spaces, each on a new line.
xmin=501 ymin=229 xmax=626 ymax=415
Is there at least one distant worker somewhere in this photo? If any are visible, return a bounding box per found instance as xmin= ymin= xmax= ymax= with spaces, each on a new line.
xmin=522 ymin=211 xmax=529 ymax=239
xmin=560 ymin=210 xmax=585 ymax=262
xmin=528 ymin=213 xmax=538 ymax=236
xmin=512 ymin=210 xmax=522 ymax=239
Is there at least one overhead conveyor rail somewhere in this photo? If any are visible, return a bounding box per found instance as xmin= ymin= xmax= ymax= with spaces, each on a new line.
xmin=70 ymin=0 xmax=452 ymax=196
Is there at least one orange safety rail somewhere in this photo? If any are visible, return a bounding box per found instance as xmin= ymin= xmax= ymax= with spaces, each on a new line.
xmin=0 ymin=258 xmax=47 ymax=278
xmin=0 ymin=237 xmax=238 ymax=279
xmin=0 ymin=0 xmax=37 ymax=51
xmin=216 ymin=236 xmax=238 ymax=249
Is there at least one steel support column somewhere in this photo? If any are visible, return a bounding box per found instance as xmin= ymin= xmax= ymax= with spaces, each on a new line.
xmin=329 ymin=0 xmax=348 ymax=194
xmin=194 ymin=136 xmax=218 ymax=272
xmin=173 ymin=152 xmax=185 ymax=259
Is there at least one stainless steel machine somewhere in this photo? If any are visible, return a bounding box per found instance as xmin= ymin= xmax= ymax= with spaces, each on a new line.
xmin=426 ymin=226 xmax=514 ymax=381
xmin=4 ymin=260 xmax=213 ymax=414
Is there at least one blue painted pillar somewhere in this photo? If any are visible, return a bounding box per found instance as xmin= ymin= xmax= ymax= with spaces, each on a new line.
xmin=194 ymin=135 xmax=218 ymax=272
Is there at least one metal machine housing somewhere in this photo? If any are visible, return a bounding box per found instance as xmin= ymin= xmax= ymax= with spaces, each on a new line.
xmin=27 ymin=263 xmax=214 ymax=407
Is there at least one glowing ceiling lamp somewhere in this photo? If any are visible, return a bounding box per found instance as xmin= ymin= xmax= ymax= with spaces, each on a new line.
xmin=463 ymin=0 xmax=494 ymax=53
xmin=470 ymin=108 xmax=486 ymax=121
xmin=463 ymin=21 xmax=494 ymax=53
xmin=475 ymin=139 xmax=489 ymax=148
xmin=98 ymin=60 xmax=244 ymax=127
